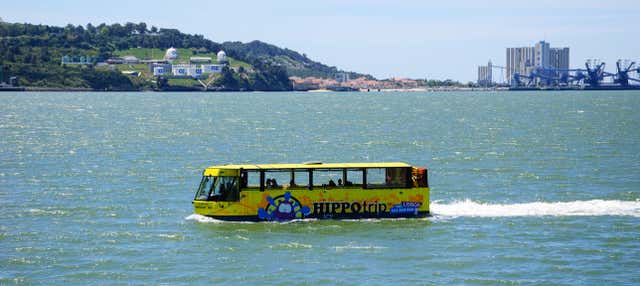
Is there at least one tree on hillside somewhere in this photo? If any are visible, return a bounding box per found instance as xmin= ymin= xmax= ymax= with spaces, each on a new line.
xmin=136 ymin=22 xmax=147 ymax=34
xmin=0 ymin=21 xmax=296 ymax=90
xmin=213 ymin=66 xmax=239 ymax=90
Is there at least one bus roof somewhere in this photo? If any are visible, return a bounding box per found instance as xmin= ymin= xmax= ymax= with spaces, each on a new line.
xmin=204 ymin=162 xmax=413 ymax=172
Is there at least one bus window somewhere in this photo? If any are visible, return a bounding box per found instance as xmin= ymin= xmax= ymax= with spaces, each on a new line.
xmin=365 ymin=168 xmax=410 ymax=188
xmin=313 ymin=169 xmax=341 ymax=188
xmin=365 ymin=168 xmax=386 ymax=188
xmin=386 ymin=168 xmax=410 ymax=187
xmin=344 ymin=169 xmax=362 ymax=187
xmin=263 ymin=171 xmax=288 ymax=190
xmin=210 ymin=176 xmax=239 ymax=201
xmin=194 ymin=176 xmax=214 ymax=200
xmin=244 ymin=170 xmax=261 ymax=189
xmin=289 ymin=170 xmax=309 ymax=189
xmin=195 ymin=176 xmax=240 ymax=201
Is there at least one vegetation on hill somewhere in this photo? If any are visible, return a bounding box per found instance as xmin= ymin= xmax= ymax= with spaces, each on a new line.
xmin=0 ymin=22 xmax=319 ymax=91
xmin=221 ymin=40 xmax=373 ymax=80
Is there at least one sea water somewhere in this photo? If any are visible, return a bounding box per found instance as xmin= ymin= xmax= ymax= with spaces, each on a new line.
xmin=1 ymin=91 xmax=639 ymax=285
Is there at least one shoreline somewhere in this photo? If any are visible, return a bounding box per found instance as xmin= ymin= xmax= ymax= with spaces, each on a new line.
xmin=3 ymin=86 xmax=639 ymax=92
xmin=6 ymin=86 xmax=512 ymax=92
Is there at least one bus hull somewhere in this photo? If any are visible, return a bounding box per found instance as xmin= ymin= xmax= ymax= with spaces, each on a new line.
xmin=193 ymin=187 xmax=430 ymax=222
xmin=199 ymin=212 xmax=431 ymax=222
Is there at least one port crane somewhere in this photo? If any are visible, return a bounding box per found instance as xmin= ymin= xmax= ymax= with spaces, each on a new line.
xmin=511 ymin=59 xmax=640 ymax=89
xmin=584 ymin=60 xmax=608 ymax=87
xmin=614 ymin=60 xmax=639 ymax=86
xmin=513 ymin=66 xmax=585 ymax=87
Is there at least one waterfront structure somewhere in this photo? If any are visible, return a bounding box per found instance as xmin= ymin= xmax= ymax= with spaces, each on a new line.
xmin=506 ymin=46 xmax=535 ymax=82
xmin=172 ymin=64 xmax=196 ymax=76
xmin=477 ymin=61 xmax=493 ymax=86
xmin=534 ymin=41 xmax=551 ymax=68
xmin=201 ymin=64 xmax=223 ymax=74
xmin=335 ymin=72 xmax=350 ymax=83
xmin=550 ymin=47 xmax=570 ymax=71
xmin=150 ymin=63 xmax=172 ymax=76
xmin=194 ymin=67 xmax=203 ymax=77
xmin=168 ymin=64 xmax=224 ymax=77
xmin=153 ymin=66 xmax=165 ymax=76
xmin=506 ymin=41 xmax=570 ymax=83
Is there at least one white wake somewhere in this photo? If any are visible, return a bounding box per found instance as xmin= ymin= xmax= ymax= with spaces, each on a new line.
xmin=431 ymin=199 xmax=640 ymax=218
xmin=185 ymin=200 xmax=640 ymax=223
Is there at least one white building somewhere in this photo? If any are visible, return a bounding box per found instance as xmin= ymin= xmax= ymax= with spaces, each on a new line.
xmin=506 ymin=46 xmax=535 ymax=82
xmin=506 ymin=41 xmax=569 ymax=81
xmin=153 ymin=67 xmax=166 ymax=76
xmin=172 ymin=64 xmax=197 ymax=76
xmin=190 ymin=57 xmax=212 ymax=63
xmin=550 ymin=47 xmax=570 ymax=71
xmin=166 ymin=62 xmax=226 ymax=77
xmin=335 ymin=72 xmax=350 ymax=83
xmin=477 ymin=61 xmax=493 ymax=86
xmin=201 ymin=64 xmax=223 ymax=74
xmin=150 ymin=63 xmax=172 ymax=76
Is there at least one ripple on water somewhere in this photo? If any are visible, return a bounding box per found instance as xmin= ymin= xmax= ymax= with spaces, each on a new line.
xmin=2 ymin=91 xmax=640 ymax=285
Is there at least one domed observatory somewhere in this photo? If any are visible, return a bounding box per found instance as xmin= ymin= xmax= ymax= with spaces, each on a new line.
xmin=217 ymin=50 xmax=227 ymax=64
xmin=164 ymin=47 xmax=179 ymax=63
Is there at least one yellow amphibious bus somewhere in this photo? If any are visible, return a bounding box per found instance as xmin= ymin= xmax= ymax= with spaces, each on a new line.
xmin=192 ymin=162 xmax=429 ymax=221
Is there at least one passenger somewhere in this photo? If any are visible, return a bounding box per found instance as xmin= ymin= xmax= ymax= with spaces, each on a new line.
xmin=266 ymin=178 xmax=273 ymax=189
xmin=240 ymin=172 xmax=248 ymax=188
xmin=271 ymin=178 xmax=278 ymax=188
xmin=328 ymin=179 xmax=336 ymax=187
xmin=338 ymin=179 xmax=343 ymax=186
xmin=289 ymin=179 xmax=297 ymax=188
xmin=219 ymin=182 xmax=227 ymax=198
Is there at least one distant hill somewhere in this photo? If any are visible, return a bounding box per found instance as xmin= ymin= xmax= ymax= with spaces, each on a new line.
xmin=221 ymin=40 xmax=373 ymax=80
xmin=0 ymin=21 xmax=369 ymax=91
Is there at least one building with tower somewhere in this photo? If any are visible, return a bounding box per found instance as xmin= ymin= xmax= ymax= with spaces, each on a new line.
xmin=477 ymin=61 xmax=493 ymax=86
xmin=506 ymin=41 xmax=569 ymax=83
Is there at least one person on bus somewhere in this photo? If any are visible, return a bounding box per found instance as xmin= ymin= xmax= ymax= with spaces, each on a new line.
xmin=240 ymin=172 xmax=248 ymax=188
xmin=328 ymin=179 xmax=336 ymax=187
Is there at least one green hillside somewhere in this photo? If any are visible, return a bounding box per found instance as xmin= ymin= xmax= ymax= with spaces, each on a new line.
xmin=221 ymin=40 xmax=373 ymax=79
xmin=0 ymin=22 xmax=290 ymax=91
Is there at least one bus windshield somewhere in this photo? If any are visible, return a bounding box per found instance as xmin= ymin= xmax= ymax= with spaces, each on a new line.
xmin=194 ymin=176 xmax=239 ymax=202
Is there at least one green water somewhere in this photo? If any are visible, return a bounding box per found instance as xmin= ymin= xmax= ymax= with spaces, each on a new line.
xmin=1 ymin=91 xmax=639 ymax=285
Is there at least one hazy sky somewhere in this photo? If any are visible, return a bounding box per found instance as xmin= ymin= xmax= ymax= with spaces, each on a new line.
xmin=3 ymin=0 xmax=638 ymax=82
